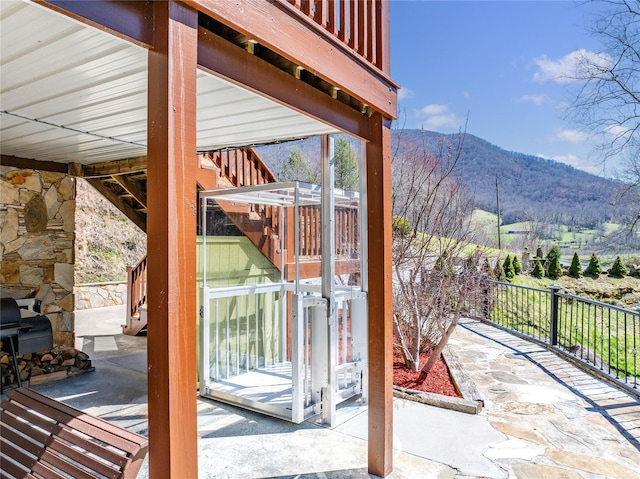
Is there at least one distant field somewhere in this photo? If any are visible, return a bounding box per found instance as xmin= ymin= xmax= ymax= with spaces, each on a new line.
xmin=469 ymin=209 xmax=639 ymax=259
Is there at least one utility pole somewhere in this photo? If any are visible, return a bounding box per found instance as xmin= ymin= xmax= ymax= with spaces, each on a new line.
xmin=496 ymin=177 xmax=502 ymax=250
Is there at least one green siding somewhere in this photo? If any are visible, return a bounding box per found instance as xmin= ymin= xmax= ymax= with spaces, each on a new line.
xmin=197 ymin=236 xmax=280 ymax=288
xmin=197 ymin=237 xmax=284 ymax=380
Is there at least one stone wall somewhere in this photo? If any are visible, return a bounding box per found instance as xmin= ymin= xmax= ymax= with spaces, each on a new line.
xmin=0 ymin=167 xmax=76 ymax=346
xmin=75 ymin=281 xmax=128 ymax=309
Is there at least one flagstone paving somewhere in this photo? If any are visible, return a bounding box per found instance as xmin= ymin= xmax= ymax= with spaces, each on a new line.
xmin=450 ymin=318 xmax=640 ymax=479
xmin=14 ymin=306 xmax=640 ymax=478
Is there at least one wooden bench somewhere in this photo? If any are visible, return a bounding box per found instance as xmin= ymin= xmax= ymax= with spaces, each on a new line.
xmin=1 ymin=387 xmax=148 ymax=479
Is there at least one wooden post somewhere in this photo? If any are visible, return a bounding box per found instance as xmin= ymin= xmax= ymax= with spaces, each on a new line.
xmin=146 ymin=2 xmax=198 ymax=478
xmin=366 ymin=112 xmax=393 ymax=477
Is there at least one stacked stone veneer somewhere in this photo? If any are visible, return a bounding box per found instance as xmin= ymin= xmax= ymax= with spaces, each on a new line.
xmin=0 ymin=167 xmax=75 ymax=347
xmin=75 ymin=281 xmax=127 ymax=310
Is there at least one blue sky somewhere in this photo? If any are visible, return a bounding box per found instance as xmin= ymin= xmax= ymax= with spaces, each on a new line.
xmin=390 ymin=1 xmax=615 ymax=176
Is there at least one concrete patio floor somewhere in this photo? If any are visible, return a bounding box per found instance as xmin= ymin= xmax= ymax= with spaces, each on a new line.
xmin=14 ymin=305 xmax=640 ymax=478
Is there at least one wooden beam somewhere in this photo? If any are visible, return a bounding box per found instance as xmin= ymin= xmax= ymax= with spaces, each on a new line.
xmin=1 ymin=155 xmax=68 ymax=173
xmin=146 ymin=2 xmax=198 ymax=478
xmin=86 ymin=178 xmax=146 ymax=232
xmin=284 ymin=259 xmax=360 ymax=281
xmin=37 ymin=0 xmax=154 ymax=48
xmin=366 ymin=112 xmax=394 ymax=477
xmin=197 ymin=28 xmax=373 ymax=142
xmin=195 ymin=159 xmax=219 ymax=190
xmin=196 ymin=0 xmax=397 ymax=119
xmin=81 ymin=156 xmax=147 ymax=178
xmin=112 ymin=175 xmax=147 ymax=209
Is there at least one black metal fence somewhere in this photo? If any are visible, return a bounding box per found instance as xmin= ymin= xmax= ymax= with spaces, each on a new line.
xmin=464 ymin=280 xmax=639 ymax=391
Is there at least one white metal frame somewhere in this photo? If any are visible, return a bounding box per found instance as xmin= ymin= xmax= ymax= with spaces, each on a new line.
xmin=198 ymin=171 xmax=368 ymax=424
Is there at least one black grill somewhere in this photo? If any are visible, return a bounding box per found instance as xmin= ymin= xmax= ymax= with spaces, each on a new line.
xmin=1 ymin=297 xmax=53 ymax=389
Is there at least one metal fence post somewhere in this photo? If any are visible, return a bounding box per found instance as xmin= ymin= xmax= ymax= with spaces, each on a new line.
xmin=482 ymin=287 xmax=490 ymax=319
xmin=550 ymin=284 xmax=560 ymax=346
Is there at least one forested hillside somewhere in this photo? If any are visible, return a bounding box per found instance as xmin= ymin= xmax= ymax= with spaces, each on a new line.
xmin=257 ymin=130 xmax=635 ymax=230
xmin=397 ymin=130 xmax=632 ymax=229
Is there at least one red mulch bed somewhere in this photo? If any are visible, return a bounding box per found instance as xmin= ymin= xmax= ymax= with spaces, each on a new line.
xmin=393 ymin=346 xmax=461 ymax=398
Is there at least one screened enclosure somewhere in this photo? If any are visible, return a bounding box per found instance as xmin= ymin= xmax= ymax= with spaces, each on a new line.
xmin=198 ymin=182 xmax=368 ymax=424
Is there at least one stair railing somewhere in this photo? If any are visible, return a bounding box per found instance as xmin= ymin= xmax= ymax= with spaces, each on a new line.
xmin=126 ymin=255 xmax=148 ymax=321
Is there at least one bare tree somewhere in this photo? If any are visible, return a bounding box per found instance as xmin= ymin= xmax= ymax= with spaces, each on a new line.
xmin=568 ymin=0 xmax=640 ymax=224
xmin=391 ymin=130 xmax=484 ymax=375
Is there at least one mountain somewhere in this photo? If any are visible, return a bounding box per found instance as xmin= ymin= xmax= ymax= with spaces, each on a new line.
xmin=396 ymin=130 xmax=631 ymax=228
xmin=257 ymin=130 xmax=634 ymax=229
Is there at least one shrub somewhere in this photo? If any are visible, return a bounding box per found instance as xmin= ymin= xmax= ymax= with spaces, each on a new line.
xmin=512 ymin=255 xmax=522 ymax=275
xmin=546 ymin=245 xmax=560 ymax=263
xmin=569 ymin=252 xmax=582 ymax=278
xmin=609 ymin=256 xmax=628 ymax=277
xmin=392 ymin=216 xmax=411 ymax=237
xmin=482 ymin=258 xmax=494 ymax=278
xmin=548 ymin=255 xmax=563 ymax=279
xmin=494 ymin=259 xmax=505 ymax=281
xmin=532 ymin=260 xmax=545 ymax=278
xmin=546 ymin=245 xmax=561 ymax=278
xmin=585 ymin=253 xmax=602 ymax=277
xmin=503 ymin=255 xmax=515 ymax=281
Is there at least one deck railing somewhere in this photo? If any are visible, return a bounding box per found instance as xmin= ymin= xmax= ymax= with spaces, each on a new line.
xmin=299 ymin=204 xmax=359 ymax=259
xmin=126 ymin=255 xmax=147 ymax=321
xmin=465 ymin=280 xmax=639 ymax=393
xmin=280 ymin=0 xmax=386 ymax=70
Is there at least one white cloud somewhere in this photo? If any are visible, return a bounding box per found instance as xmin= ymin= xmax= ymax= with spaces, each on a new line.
xmin=604 ymin=124 xmax=632 ymax=139
xmin=518 ymin=94 xmax=546 ymax=105
xmin=539 ymin=152 xmax=601 ymax=175
xmin=462 ymin=91 xmax=471 ymax=99
xmin=415 ymin=104 xmax=463 ymax=130
xmin=419 ymin=104 xmax=449 ymax=116
xmin=532 ymin=49 xmax=612 ymax=84
xmin=550 ymin=128 xmax=588 ymax=143
xmin=397 ymin=87 xmax=414 ymax=101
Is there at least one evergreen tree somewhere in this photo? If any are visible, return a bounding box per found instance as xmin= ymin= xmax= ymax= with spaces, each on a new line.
xmin=494 ymin=259 xmax=505 ymax=281
xmin=279 ymin=148 xmax=318 ymax=183
xmin=503 ymin=255 xmax=515 ymax=281
xmin=609 ymin=256 xmax=628 ymax=277
xmin=569 ymin=252 xmax=582 ymax=278
xmin=546 ymin=245 xmax=560 ymax=263
xmin=548 ymin=255 xmax=563 ymax=279
xmin=546 ymin=245 xmax=561 ymax=278
xmin=535 ymin=247 xmax=544 ymax=259
xmin=482 ymin=258 xmax=494 ymax=278
xmin=512 ymin=255 xmax=522 ymax=275
xmin=334 ymin=137 xmax=359 ymax=191
xmin=585 ymin=253 xmax=602 ymax=277
xmin=532 ymin=260 xmax=545 ymax=278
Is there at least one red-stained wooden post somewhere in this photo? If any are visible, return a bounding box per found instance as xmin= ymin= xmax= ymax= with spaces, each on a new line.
xmin=146 ymin=2 xmax=199 ymax=477
xmin=366 ymin=111 xmax=394 ymax=477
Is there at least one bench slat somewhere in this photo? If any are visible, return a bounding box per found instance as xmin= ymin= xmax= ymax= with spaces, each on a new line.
xmin=2 ymin=402 xmax=130 ymax=469
xmin=2 ymin=410 xmax=122 ymax=479
xmin=20 ymin=388 xmax=147 ymax=447
xmin=38 ymin=448 xmax=102 ymax=479
xmin=0 ymin=440 xmax=67 ymax=479
xmin=11 ymin=390 xmax=143 ymax=456
xmin=1 ymin=388 xmax=149 ymax=479
xmin=0 ymin=450 xmax=36 ymax=479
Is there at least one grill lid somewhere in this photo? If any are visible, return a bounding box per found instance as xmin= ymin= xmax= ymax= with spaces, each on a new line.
xmin=1 ymin=297 xmax=22 ymax=325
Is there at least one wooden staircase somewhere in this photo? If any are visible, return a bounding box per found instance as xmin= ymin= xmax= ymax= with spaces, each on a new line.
xmin=83 ymin=148 xmax=360 ymax=335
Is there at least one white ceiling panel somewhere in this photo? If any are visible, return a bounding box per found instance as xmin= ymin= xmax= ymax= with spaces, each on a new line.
xmin=1 ymin=0 xmax=338 ymax=166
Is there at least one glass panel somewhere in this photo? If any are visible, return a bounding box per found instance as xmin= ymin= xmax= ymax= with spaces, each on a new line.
xmin=199 ymin=180 xmax=365 ymax=423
